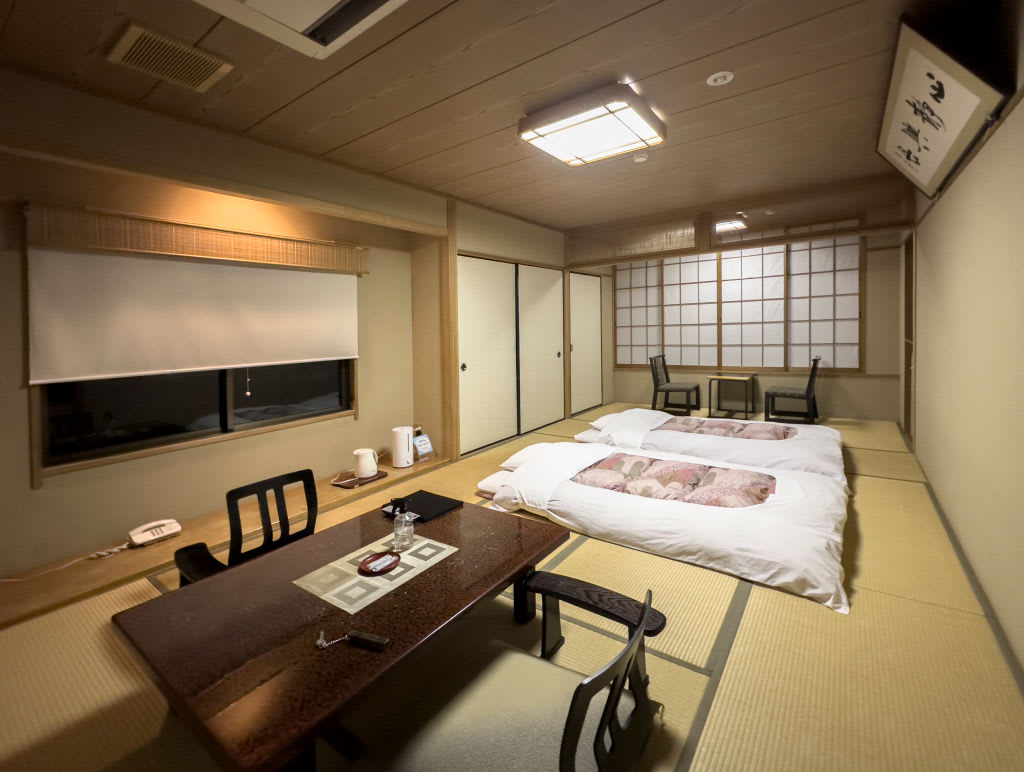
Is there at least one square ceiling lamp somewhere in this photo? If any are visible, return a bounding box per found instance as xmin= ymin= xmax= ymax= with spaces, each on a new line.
xmin=519 ymin=83 xmax=666 ymax=166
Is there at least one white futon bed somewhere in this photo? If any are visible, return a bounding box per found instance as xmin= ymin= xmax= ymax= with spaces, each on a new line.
xmin=574 ymin=408 xmax=846 ymax=483
xmin=480 ymin=441 xmax=850 ymax=612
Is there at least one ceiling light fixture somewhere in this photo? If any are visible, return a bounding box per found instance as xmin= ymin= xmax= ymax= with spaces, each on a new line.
xmin=519 ymin=83 xmax=666 ymax=166
xmin=715 ymin=219 xmax=748 ymax=233
xmin=633 ymin=151 xmax=649 ymax=163
xmin=706 ymin=71 xmax=734 ymax=87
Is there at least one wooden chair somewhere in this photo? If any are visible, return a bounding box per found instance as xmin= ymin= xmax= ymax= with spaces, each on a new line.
xmin=342 ymin=577 xmax=665 ymax=771
xmin=764 ymin=355 xmax=821 ymax=423
xmin=649 ymin=354 xmax=699 ymax=415
xmin=173 ymin=469 xmax=318 ymax=586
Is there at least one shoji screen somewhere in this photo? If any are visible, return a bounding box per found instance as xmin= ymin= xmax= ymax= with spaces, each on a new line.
xmin=720 ymin=245 xmax=785 ymax=368
xmin=787 ymin=237 xmax=860 ymax=368
xmin=662 ymin=252 xmax=719 ymax=366
xmin=615 ymin=260 xmax=662 ymax=365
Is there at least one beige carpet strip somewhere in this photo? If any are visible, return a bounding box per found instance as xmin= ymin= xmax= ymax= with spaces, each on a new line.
xmin=691 ymin=586 xmax=1024 ymax=772
xmin=846 ymin=476 xmax=982 ymax=613
xmin=0 ymin=580 xmax=218 ymax=771
xmin=845 ymin=447 xmax=926 ymax=482
xmin=825 ymin=418 xmax=909 ymax=451
xmin=539 ymin=537 xmax=736 ymax=669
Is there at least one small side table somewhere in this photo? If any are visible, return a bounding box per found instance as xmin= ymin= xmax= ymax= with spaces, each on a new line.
xmin=707 ymin=373 xmax=757 ymax=419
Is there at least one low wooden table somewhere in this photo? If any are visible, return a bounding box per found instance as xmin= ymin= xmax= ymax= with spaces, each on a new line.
xmin=113 ymin=502 xmax=568 ymax=771
xmin=707 ymin=372 xmax=757 ymax=419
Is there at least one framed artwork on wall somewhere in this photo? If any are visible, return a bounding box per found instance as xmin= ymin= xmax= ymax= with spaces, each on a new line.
xmin=877 ymin=21 xmax=1007 ymax=198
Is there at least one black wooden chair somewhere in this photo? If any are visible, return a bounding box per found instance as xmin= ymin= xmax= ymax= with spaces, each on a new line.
xmin=173 ymin=468 xmax=318 ymax=586
xmin=649 ymin=354 xmax=699 ymax=415
xmin=764 ymin=355 xmax=821 ymax=423
xmin=342 ymin=577 xmax=665 ymax=771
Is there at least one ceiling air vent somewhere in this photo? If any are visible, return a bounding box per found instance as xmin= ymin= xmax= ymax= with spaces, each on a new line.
xmin=191 ymin=0 xmax=409 ymax=59
xmin=107 ymin=24 xmax=233 ymax=93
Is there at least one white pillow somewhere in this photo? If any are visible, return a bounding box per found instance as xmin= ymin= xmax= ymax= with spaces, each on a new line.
xmin=500 ymin=442 xmax=551 ymax=470
xmin=477 ymin=470 xmax=512 ymax=493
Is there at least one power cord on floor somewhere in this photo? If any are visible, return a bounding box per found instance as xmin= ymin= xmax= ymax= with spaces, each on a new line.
xmin=0 ymin=541 xmax=131 ymax=583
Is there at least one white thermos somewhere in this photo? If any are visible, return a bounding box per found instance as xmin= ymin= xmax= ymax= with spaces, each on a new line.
xmin=391 ymin=426 xmax=414 ymax=468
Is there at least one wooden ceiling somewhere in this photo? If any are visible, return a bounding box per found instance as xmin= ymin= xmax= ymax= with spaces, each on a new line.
xmin=0 ymin=0 xmax=923 ymax=232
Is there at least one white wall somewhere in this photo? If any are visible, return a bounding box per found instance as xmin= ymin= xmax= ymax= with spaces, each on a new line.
xmin=455 ymin=202 xmax=565 ymax=266
xmin=914 ymin=97 xmax=1024 ymax=666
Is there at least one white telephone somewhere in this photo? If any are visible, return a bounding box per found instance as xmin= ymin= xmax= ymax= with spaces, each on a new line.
xmin=128 ymin=519 xmax=182 ymax=547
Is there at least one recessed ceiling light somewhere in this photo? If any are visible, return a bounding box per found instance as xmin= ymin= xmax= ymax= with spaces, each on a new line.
xmin=633 ymin=152 xmax=649 ymax=163
xmin=764 ymin=208 xmax=778 ymax=215
xmin=519 ymin=83 xmax=666 ymax=166
xmin=706 ymin=71 xmax=734 ymax=87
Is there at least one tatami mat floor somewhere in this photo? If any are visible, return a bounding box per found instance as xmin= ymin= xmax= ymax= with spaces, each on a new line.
xmin=2 ymin=403 xmax=1022 ymax=770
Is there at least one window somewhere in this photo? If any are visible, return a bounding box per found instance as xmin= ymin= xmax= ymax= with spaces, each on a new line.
xmin=787 ymin=238 xmax=860 ymax=368
xmin=614 ymin=226 xmax=862 ymax=370
xmin=40 ymin=361 xmax=354 ymax=466
xmin=721 ymin=244 xmax=785 ymax=368
xmin=615 ymin=260 xmax=662 ymax=365
xmin=661 ymin=253 xmax=718 ymax=366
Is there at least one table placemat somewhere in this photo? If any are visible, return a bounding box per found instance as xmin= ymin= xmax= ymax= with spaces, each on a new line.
xmin=293 ymin=535 xmax=459 ymax=615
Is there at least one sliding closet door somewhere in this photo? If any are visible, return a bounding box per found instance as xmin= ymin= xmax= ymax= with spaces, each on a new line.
xmin=570 ymin=272 xmax=603 ymax=413
xmin=458 ymin=255 xmax=517 ymax=454
xmin=518 ymin=265 xmax=564 ymax=432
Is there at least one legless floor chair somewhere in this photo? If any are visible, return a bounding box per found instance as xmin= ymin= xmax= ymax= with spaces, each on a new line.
xmin=341 ymin=576 xmax=665 ymax=771
xmin=649 ymin=354 xmax=699 ymax=415
xmin=764 ymin=355 xmax=821 ymax=423
xmin=173 ymin=469 xmax=318 ymax=586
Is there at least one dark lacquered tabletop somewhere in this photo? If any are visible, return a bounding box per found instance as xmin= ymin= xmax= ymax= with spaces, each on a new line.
xmin=113 ymin=501 xmax=568 ymax=771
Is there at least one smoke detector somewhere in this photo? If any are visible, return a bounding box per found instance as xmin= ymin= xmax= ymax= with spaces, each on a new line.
xmin=191 ymin=0 xmax=410 ymax=59
xmin=108 ymin=24 xmax=233 ymax=92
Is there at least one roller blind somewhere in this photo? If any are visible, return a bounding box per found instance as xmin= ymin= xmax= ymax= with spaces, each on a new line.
xmin=29 ymin=248 xmax=358 ymax=384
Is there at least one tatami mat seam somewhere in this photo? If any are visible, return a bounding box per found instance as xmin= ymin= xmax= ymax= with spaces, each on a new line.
xmin=676 ymin=581 xmax=752 ymax=772
xmin=145 ymin=574 xmax=169 ymax=595
xmin=558 ymin=615 xmax=712 ymax=676
xmin=849 ymin=471 xmax=924 ymax=482
xmin=849 ymin=585 xmax=988 ymax=617
xmin=537 ymin=534 xmax=589 ymax=571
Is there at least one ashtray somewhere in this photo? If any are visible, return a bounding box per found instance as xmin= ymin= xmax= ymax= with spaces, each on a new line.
xmin=358 ymin=551 xmax=401 ymax=576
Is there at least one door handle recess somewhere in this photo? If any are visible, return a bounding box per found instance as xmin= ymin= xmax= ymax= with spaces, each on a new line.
xmin=460 ymin=363 xmax=467 ymax=371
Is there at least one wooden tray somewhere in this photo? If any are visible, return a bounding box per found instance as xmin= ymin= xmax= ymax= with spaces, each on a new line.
xmin=330 ymin=470 xmax=388 ymax=489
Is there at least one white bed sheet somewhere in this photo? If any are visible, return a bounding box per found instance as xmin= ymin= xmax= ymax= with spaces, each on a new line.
xmin=480 ymin=441 xmax=850 ymax=613
xmin=574 ymin=408 xmax=846 ymax=484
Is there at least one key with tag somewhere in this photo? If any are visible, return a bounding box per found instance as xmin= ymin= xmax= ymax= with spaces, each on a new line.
xmin=317 ymin=629 xmax=390 ymax=652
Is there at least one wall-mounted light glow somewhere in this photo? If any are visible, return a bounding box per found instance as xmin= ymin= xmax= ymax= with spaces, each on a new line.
xmin=519 ymin=83 xmax=666 ymax=166
xmin=715 ymin=219 xmax=748 ymax=233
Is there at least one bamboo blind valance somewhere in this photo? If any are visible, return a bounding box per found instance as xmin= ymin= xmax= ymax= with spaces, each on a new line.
xmin=25 ymin=204 xmax=368 ymax=274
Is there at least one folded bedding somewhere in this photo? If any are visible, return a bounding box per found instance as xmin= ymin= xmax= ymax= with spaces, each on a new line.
xmin=574 ymin=408 xmax=846 ymax=484
xmin=480 ymin=441 xmax=849 ymax=612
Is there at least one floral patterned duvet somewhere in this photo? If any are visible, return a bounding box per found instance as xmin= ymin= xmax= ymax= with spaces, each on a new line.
xmin=659 ymin=416 xmax=796 ymax=440
xmin=571 ymin=451 xmax=776 ymax=508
